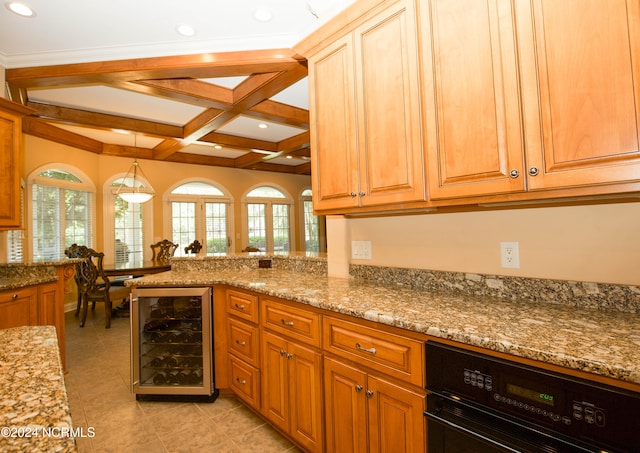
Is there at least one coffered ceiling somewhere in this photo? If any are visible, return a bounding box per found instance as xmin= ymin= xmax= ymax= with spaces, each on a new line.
xmin=1 ymin=1 xmax=355 ymax=175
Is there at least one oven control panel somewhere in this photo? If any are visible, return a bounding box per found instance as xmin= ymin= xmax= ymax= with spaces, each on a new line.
xmin=427 ymin=341 xmax=640 ymax=452
xmin=463 ymin=367 xmax=608 ymax=429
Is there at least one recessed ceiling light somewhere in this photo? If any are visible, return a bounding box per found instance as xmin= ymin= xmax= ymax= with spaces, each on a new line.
xmin=214 ymin=145 xmax=222 ymax=149
xmin=253 ymin=7 xmax=272 ymax=22
xmin=258 ymin=123 xmax=268 ymax=129
xmin=6 ymin=2 xmax=35 ymax=17
xmin=176 ymin=24 xmax=196 ymax=37
xmin=286 ymin=155 xmax=293 ymax=159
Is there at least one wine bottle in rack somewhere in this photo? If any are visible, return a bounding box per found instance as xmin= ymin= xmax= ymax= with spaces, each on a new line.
xmin=153 ymin=371 xmax=168 ymax=385
xmin=188 ymin=369 xmax=203 ymax=385
xmin=166 ymin=370 xmax=181 ymax=384
xmin=149 ymin=354 xmax=166 ymax=367
xmin=163 ymin=356 xmax=180 ymax=368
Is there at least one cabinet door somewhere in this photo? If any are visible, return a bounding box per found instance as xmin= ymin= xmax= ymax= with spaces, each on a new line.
xmin=0 ymin=109 xmax=22 ymax=228
xmin=0 ymin=287 xmax=37 ymax=329
xmin=324 ymin=356 xmax=368 ymax=453
xmin=229 ymin=354 xmax=260 ymax=410
xmin=517 ymin=0 xmax=640 ymax=190
xmin=367 ymin=375 xmax=426 ymax=453
xmin=261 ymin=330 xmax=289 ymax=432
xmin=308 ymin=34 xmax=360 ymax=211
xmin=355 ymin=0 xmax=426 ymax=206
xmin=420 ymin=0 xmax=525 ymax=199
xmin=288 ymin=342 xmax=323 ymax=453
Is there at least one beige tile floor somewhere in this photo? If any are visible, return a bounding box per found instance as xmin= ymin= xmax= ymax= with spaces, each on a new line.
xmin=64 ymin=306 xmax=300 ymax=452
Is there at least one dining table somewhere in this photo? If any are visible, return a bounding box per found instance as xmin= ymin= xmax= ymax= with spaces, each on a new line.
xmin=102 ymin=259 xmax=172 ymax=277
xmin=102 ymin=259 xmax=172 ymax=316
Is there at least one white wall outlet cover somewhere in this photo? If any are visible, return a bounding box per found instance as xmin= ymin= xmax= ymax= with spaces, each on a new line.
xmin=500 ymin=241 xmax=520 ymax=269
xmin=351 ymin=240 xmax=372 ymax=260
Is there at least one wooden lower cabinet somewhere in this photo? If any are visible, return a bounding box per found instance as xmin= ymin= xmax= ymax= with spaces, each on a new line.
xmin=261 ymin=330 xmax=324 ymax=453
xmin=0 ymin=286 xmax=38 ymax=329
xmin=0 ymin=281 xmax=66 ymax=368
xmin=324 ymin=356 xmax=426 ymax=453
xmin=228 ymin=354 xmax=260 ymax=410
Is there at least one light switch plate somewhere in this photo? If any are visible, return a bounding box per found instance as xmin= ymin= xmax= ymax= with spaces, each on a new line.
xmin=351 ymin=240 xmax=372 ymax=260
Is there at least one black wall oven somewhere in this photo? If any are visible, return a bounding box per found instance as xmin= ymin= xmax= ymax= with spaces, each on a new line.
xmin=424 ymin=341 xmax=640 ymax=453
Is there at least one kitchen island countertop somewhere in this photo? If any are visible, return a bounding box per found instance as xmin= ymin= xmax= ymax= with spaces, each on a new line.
xmin=0 ymin=325 xmax=76 ymax=452
xmin=129 ymin=268 xmax=640 ymax=385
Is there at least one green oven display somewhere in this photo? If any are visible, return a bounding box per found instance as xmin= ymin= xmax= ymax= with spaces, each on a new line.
xmin=506 ymin=383 xmax=555 ymax=407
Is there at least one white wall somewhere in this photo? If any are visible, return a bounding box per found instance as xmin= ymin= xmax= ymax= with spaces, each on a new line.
xmin=327 ymin=202 xmax=640 ymax=285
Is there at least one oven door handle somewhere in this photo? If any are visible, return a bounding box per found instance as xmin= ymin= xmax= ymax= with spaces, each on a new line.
xmin=424 ymin=410 xmax=523 ymax=453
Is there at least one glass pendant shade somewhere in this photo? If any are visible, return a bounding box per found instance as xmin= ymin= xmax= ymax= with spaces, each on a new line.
xmin=116 ymin=159 xmax=154 ymax=203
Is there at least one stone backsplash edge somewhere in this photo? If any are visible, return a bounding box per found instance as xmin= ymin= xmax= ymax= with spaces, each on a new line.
xmin=350 ymin=264 xmax=640 ymax=314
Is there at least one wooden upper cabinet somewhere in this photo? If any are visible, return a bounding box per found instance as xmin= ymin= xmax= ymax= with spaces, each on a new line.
xmin=0 ymin=98 xmax=32 ymax=229
xmin=309 ymin=34 xmax=359 ymax=211
xmin=419 ymin=0 xmax=525 ymax=199
xmin=308 ymin=0 xmax=425 ymax=212
xmin=517 ymin=0 xmax=640 ymax=190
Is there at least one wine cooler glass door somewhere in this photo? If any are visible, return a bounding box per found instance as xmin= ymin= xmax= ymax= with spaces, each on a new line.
xmin=131 ymin=287 xmax=213 ymax=396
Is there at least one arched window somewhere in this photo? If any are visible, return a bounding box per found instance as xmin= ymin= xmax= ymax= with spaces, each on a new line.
xmin=300 ymin=188 xmax=325 ymax=252
xmin=29 ymin=165 xmax=95 ymax=261
xmin=168 ymin=181 xmax=232 ymax=256
xmin=243 ymin=185 xmax=292 ymax=253
xmin=111 ymin=178 xmax=146 ymax=264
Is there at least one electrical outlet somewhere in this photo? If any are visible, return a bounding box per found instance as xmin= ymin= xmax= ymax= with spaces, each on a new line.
xmin=500 ymin=242 xmax=520 ymax=269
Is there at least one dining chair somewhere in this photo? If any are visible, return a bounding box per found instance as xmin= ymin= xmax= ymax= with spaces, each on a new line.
xmin=64 ymin=244 xmax=94 ymax=317
xmin=150 ymin=239 xmax=178 ymax=262
xmin=184 ymin=239 xmax=203 ymax=255
xmin=69 ymin=245 xmax=131 ymax=328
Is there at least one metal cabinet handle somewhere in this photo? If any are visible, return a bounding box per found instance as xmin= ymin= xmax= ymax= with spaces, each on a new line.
xmin=234 ymin=303 xmax=245 ymax=310
xmin=359 ymin=191 xmax=365 ymax=197
xmin=235 ymin=339 xmax=246 ymax=346
xmin=355 ymin=385 xmax=363 ymax=392
xmin=509 ymin=169 xmax=519 ymax=179
xmin=366 ymin=390 xmax=374 ymax=399
xmin=350 ymin=192 xmax=357 ymax=197
xmin=528 ymin=166 xmax=539 ymax=176
xmin=236 ymin=377 xmax=246 ymax=385
xmin=355 ymin=343 xmax=377 ymax=355
xmin=280 ymin=319 xmax=294 ymax=327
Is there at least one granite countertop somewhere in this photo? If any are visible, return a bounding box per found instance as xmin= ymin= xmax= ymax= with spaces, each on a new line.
xmin=0 ymin=326 xmax=76 ymax=452
xmin=0 ymin=260 xmax=79 ymax=292
xmin=130 ymin=268 xmax=640 ymax=385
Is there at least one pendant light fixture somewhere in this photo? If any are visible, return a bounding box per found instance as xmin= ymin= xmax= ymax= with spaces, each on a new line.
xmin=115 ymin=134 xmax=154 ymax=203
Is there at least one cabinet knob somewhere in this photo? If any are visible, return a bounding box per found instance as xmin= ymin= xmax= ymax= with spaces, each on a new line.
xmin=286 ymin=353 xmax=293 ymax=360
xmin=234 ymin=303 xmax=245 ymax=310
xmin=366 ymin=390 xmax=375 ymax=399
xmin=235 ymin=339 xmax=246 ymax=346
xmin=280 ymin=350 xmax=286 ymax=356
xmin=509 ymin=169 xmax=520 ymax=179
xmin=280 ymin=319 xmax=295 ymax=327
xmin=355 ymin=385 xmax=363 ymax=392
xmin=359 ymin=191 xmax=365 ymax=197
xmin=12 ymin=294 xmax=18 ymax=300
xmin=236 ymin=377 xmax=246 ymax=385
xmin=350 ymin=192 xmax=357 ymax=198
xmin=528 ymin=166 xmax=539 ymax=176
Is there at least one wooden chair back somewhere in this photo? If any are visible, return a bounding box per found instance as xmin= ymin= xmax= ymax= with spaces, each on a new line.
xmin=150 ymin=239 xmax=178 ymax=262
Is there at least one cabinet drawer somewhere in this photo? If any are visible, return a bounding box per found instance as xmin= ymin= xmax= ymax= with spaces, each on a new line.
xmin=261 ymin=298 xmax=321 ymax=348
xmin=323 ymin=317 xmax=424 ymax=386
xmin=229 ymin=354 xmax=260 ymax=410
xmin=226 ymin=289 xmax=259 ymax=323
xmin=227 ymin=317 xmax=259 ymax=367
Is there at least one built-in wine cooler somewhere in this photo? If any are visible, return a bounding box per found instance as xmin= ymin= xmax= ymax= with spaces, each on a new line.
xmin=131 ymin=287 xmax=218 ymax=402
